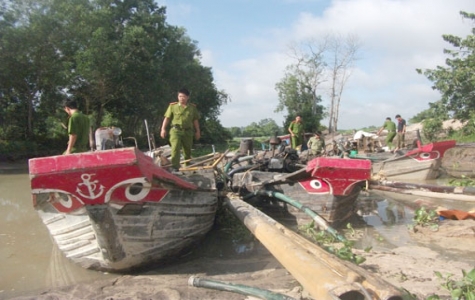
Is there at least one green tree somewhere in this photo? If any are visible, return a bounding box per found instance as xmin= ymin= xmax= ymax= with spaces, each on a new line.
xmin=200 ymin=117 xmax=232 ymax=144
xmin=228 ymin=126 xmax=243 ymax=137
xmin=416 ymin=11 xmax=475 ymax=122
xmin=275 ymin=43 xmax=324 ymax=131
xmin=422 ymin=118 xmax=443 ymax=142
xmin=0 ymin=0 xmax=68 ymax=140
xmin=409 ymin=101 xmax=449 ymax=124
xmin=275 ymin=69 xmax=325 ymax=134
xmin=0 ymin=0 xmax=229 ymax=153
xmin=258 ymin=118 xmax=281 ymax=137
xmin=232 ymin=119 xmax=281 ymax=138
xmin=242 ymin=122 xmax=262 ymax=137
xmin=276 ymin=34 xmax=359 ymax=134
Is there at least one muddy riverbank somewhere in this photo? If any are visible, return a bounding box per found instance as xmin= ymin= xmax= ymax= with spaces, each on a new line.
xmin=8 ymin=219 xmax=475 ymax=300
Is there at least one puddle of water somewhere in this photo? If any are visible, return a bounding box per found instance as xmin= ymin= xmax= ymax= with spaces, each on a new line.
xmin=352 ymin=190 xmax=475 ymax=263
xmin=353 ymin=193 xmax=416 ymax=251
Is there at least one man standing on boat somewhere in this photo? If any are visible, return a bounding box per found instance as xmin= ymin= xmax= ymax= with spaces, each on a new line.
xmin=377 ymin=117 xmax=396 ymax=151
xmin=160 ymin=88 xmax=201 ymax=172
xmin=63 ymin=100 xmax=90 ymax=155
xmin=307 ymin=131 xmax=325 ymax=156
xmin=288 ymin=115 xmax=304 ymax=149
xmin=394 ymin=114 xmax=406 ymax=152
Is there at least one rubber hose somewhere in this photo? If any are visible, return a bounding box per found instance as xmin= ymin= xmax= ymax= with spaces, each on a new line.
xmin=227 ymin=164 xmax=260 ymax=179
xmin=223 ymin=154 xmax=255 ymax=174
xmin=244 ymin=190 xmax=347 ymax=243
xmin=188 ymin=276 xmax=296 ymax=300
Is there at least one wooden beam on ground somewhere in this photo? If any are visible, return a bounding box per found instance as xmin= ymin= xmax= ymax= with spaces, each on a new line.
xmin=225 ymin=194 xmax=403 ymax=300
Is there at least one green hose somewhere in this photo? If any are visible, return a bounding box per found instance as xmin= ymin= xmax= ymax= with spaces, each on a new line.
xmin=188 ymin=276 xmax=296 ymax=300
xmin=244 ymin=190 xmax=347 ymax=243
xmin=224 ymin=154 xmax=255 ymax=173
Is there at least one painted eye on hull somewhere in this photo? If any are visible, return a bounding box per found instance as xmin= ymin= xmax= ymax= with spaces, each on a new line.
xmin=106 ymin=177 xmax=169 ymax=203
xmin=417 ymin=151 xmax=439 ymax=160
xmin=310 ymin=180 xmax=322 ymax=189
xmin=125 ymin=181 xmax=151 ymax=201
xmin=56 ymin=193 xmax=73 ymax=208
xmin=40 ymin=190 xmax=84 ymax=213
xmin=298 ymin=178 xmax=331 ymax=194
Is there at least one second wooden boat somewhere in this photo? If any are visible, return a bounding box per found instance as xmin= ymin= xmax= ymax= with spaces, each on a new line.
xmin=230 ymin=157 xmax=372 ymax=228
xmin=369 ymin=140 xmax=456 ymax=181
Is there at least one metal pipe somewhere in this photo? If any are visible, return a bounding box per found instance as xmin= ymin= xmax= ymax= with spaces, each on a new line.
xmin=144 ymin=119 xmax=152 ymax=153
xmin=188 ymin=276 xmax=296 ymax=300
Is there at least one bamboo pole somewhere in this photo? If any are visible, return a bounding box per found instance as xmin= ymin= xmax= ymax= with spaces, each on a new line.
xmin=370 ymin=180 xmax=475 ymax=195
xmin=178 ymin=150 xmax=229 ymax=172
xmin=161 ymin=152 xmax=218 ymax=168
xmin=369 ymin=185 xmax=475 ymax=202
xmin=225 ymin=195 xmax=403 ymax=300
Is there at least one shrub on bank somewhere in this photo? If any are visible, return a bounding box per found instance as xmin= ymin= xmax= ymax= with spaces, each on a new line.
xmin=0 ymin=138 xmax=64 ymax=161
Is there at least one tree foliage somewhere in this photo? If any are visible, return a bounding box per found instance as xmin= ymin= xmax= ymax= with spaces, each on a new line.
xmin=0 ymin=0 xmax=229 ymax=154
xmin=416 ymin=11 xmax=475 ymax=122
xmin=409 ymin=101 xmax=449 ymax=124
xmin=275 ymin=34 xmax=360 ymax=133
xmin=241 ymin=118 xmax=282 ymax=138
xmin=275 ymin=43 xmax=325 ymax=133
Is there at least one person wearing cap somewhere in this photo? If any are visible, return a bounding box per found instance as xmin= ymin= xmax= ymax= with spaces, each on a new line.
xmin=394 ymin=114 xmax=406 ymax=152
xmin=160 ymin=88 xmax=201 ymax=171
xmin=63 ymin=99 xmax=90 ymax=155
xmin=307 ymin=131 xmax=325 ymax=156
xmin=288 ymin=115 xmax=304 ymax=149
xmin=377 ymin=117 xmax=396 ymax=151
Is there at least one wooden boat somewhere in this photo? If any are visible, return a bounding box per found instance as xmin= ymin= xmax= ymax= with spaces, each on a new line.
xmin=29 ymin=147 xmax=219 ymax=272
xmin=229 ymin=157 xmax=371 ymax=228
xmin=357 ymin=140 xmax=457 ymax=181
xmin=441 ymin=143 xmax=475 ymax=178
xmin=368 ymin=180 xmax=475 ymax=211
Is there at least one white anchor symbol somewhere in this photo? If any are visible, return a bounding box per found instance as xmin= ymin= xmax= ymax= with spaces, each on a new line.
xmin=76 ymin=173 xmax=105 ymax=200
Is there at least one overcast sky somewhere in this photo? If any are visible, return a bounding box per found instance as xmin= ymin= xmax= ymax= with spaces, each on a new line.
xmin=160 ymin=0 xmax=475 ymax=130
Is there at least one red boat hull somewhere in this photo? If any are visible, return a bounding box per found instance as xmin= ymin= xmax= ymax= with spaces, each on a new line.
xmin=29 ymin=148 xmax=218 ymax=272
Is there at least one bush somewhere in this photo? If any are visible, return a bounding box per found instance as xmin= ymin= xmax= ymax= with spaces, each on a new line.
xmin=422 ymin=118 xmax=443 ymax=141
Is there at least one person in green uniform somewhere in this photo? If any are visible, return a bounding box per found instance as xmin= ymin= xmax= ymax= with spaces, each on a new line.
xmin=160 ymin=88 xmax=201 ymax=171
xmin=63 ymin=100 xmax=90 ymax=155
xmin=377 ymin=117 xmax=396 ymax=151
xmin=307 ymin=132 xmax=326 ymax=156
xmin=288 ymin=115 xmax=304 ymax=149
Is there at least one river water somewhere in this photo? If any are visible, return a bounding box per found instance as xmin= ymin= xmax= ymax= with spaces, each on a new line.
xmin=0 ymin=164 xmax=473 ymax=299
xmin=0 ymin=166 xmax=118 ymax=299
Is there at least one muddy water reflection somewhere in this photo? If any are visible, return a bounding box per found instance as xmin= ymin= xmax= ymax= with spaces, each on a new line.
xmin=355 ymin=193 xmax=416 ymax=251
xmin=356 ymin=189 xmax=475 ymax=263
xmin=0 ymin=170 xmax=117 ymax=299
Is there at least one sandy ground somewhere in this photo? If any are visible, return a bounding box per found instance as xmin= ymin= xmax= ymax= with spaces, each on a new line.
xmin=357 ymin=219 xmax=475 ymax=299
xmin=9 ymin=219 xmax=475 ymax=300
